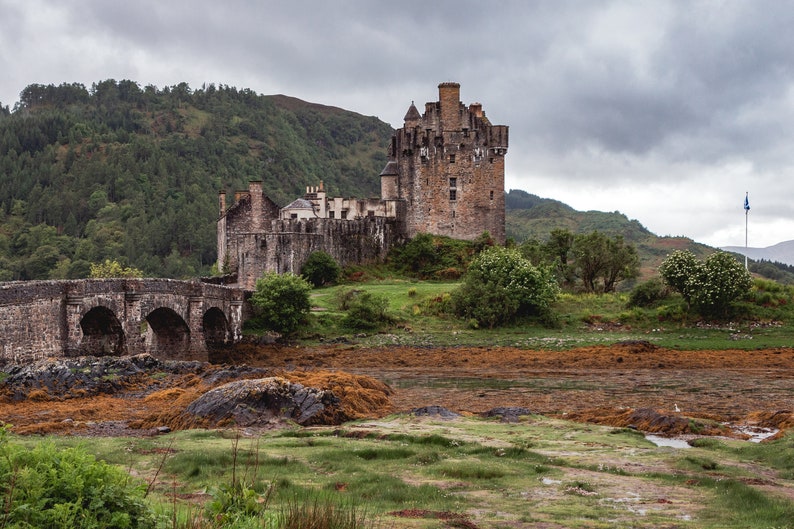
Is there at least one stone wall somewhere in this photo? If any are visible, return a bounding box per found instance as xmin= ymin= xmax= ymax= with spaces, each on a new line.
xmin=0 ymin=282 xmax=65 ymax=364
xmin=232 ymin=216 xmax=405 ymax=289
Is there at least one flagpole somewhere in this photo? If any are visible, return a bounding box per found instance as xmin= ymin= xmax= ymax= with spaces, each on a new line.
xmin=744 ymin=192 xmax=749 ymax=270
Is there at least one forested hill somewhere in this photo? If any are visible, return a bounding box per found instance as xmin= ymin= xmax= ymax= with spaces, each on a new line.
xmin=504 ymin=189 xmax=718 ymax=279
xmin=0 ymin=80 xmax=393 ymax=280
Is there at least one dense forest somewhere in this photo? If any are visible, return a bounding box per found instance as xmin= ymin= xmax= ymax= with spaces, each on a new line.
xmin=0 ymin=80 xmax=393 ymax=280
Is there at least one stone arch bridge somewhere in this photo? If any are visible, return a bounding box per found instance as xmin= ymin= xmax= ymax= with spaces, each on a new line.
xmin=0 ymin=279 xmax=247 ymax=364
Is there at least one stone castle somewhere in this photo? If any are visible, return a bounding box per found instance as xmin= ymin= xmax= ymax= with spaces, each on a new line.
xmin=217 ymin=82 xmax=509 ymax=289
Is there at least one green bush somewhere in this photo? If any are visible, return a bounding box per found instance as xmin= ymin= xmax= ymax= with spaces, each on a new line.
xmin=340 ymin=290 xmax=393 ymax=330
xmin=450 ymin=247 xmax=559 ymax=328
xmin=300 ymin=251 xmax=341 ymax=287
xmin=626 ymin=278 xmax=669 ymax=308
xmin=0 ymin=428 xmax=155 ymax=528
xmin=250 ymin=272 xmax=312 ymax=335
xmin=387 ymin=233 xmax=474 ymax=279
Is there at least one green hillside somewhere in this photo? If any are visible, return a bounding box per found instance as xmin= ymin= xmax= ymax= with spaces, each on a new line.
xmin=0 ymin=81 xmax=393 ymax=280
xmin=505 ymin=189 xmax=714 ymax=279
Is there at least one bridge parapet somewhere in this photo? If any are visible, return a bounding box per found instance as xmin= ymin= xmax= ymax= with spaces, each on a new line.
xmin=0 ymin=279 xmax=247 ymax=365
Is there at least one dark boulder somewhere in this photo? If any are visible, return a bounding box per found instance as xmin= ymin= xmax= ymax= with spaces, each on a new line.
xmin=483 ymin=407 xmax=533 ymax=422
xmin=411 ymin=405 xmax=460 ymax=419
xmin=183 ymin=377 xmax=340 ymax=427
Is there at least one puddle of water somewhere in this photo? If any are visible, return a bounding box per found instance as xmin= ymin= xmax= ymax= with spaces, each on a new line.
xmin=646 ymin=425 xmax=780 ymax=448
xmin=645 ymin=435 xmax=691 ymax=448
xmin=733 ymin=426 xmax=779 ymax=443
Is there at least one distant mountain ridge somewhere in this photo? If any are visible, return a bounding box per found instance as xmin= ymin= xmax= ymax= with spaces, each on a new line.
xmin=722 ymin=241 xmax=794 ymax=267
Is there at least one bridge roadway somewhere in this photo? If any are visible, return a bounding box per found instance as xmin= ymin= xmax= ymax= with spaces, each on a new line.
xmin=0 ymin=279 xmax=247 ymax=364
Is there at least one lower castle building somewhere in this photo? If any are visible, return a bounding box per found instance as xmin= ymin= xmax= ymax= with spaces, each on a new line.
xmin=217 ymin=82 xmax=508 ymax=289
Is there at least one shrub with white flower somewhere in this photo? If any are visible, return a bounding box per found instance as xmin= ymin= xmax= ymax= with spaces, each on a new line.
xmin=659 ymin=250 xmax=752 ymax=317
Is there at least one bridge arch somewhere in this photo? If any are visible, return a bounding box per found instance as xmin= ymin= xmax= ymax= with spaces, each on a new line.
xmin=203 ymin=306 xmax=231 ymax=363
xmin=144 ymin=307 xmax=190 ymax=359
xmin=78 ymin=306 xmax=125 ymax=356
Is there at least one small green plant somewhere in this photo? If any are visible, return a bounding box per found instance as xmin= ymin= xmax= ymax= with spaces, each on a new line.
xmin=341 ymin=291 xmax=393 ymax=330
xmin=276 ymin=495 xmax=375 ymax=529
xmin=682 ymin=455 xmax=719 ymax=471
xmin=89 ymin=258 xmax=144 ymax=278
xmin=563 ymin=480 xmax=598 ymax=496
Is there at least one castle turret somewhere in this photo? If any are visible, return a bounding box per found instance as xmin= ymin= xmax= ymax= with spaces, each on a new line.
xmin=380 ymin=160 xmax=399 ymax=200
xmin=218 ymin=190 xmax=227 ymax=216
xmin=404 ymin=101 xmax=421 ymax=128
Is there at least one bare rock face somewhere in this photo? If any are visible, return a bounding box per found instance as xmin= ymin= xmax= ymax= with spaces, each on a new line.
xmin=184 ymin=377 xmax=340 ymax=427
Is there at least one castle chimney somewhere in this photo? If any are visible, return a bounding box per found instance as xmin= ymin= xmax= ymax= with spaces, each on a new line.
xmin=218 ymin=191 xmax=226 ymax=216
xmin=249 ymin=181 xmax=263 ymax=232
xmin=469 ymin=102 xmax=483 ymax=118
xmin=438 ymin=82 xmax=461 ymax=130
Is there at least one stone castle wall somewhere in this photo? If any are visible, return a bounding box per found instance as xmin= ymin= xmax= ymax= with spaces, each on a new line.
xmin=230 ymin=216 xmax=405 ymax=289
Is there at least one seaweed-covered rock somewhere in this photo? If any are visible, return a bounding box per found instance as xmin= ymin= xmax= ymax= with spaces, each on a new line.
xmin=411 ymin=405 xmax=460 ymax=419
xmin=183 ymin=377 xmax=339 ymax=427
xmin=0 ymin=354 xmax=193 ymax=400
xmin=483 ymin=407 xmax=533 ymax=422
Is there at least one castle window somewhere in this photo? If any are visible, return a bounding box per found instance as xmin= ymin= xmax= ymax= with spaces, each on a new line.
xmin=290 ymin=213 xmax=298 ymax=219
xmin=368 ymin=210 xmax=375 ymax=218
xmin=329 ymin=211 xmax=335 ymax=219
xmin=463 ymin=128 xmax=469 ymax=137
xmin=449 ymin=154 xmax=455 ymax=164
xmin=490 ymin=191 xmax=494 ymax=200
xmin=341 ymin=210 xmax=348 ymax=219
xmin=450 ymin=189 xmax=457 ymax=201
xmin=449 ymin=177 xmax=457 ymax=188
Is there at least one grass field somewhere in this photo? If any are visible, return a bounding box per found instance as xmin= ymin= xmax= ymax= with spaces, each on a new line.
xmin=13 ymin=414 xmax=794 ymax=529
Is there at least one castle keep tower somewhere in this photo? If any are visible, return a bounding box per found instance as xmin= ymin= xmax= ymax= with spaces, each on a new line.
xmin=381 ymin=82 xmax=508 ymax=244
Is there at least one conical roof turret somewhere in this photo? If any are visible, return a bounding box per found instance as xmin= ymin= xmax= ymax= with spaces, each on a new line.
xmin=403 ymin=101 xmax=421 ymax=125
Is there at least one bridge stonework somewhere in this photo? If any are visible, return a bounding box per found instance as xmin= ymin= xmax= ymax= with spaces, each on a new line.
xmin=0 ymin=279 xmax=246 ymax=365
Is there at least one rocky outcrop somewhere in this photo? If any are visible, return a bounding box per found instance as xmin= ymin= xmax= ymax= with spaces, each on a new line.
xmin=184 ymin=378 xmax=339 ymax=427
xmin=0 ymin=354 xmax=202 ymax=400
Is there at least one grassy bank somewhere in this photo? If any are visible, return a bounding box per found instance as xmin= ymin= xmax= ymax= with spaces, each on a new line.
xmin=293 ymin=278 xmax=794 ymax=351
xmin=12 ymin=414 xmax=794 ymax=528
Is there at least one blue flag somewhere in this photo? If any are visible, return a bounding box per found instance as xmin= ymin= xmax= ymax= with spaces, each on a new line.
xmin=744 ymin=194 xmax=750 ymax=211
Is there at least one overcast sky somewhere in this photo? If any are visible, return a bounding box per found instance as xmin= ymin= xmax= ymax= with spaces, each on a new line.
xmin=1 ymin=0 xmax=792 ymax=247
